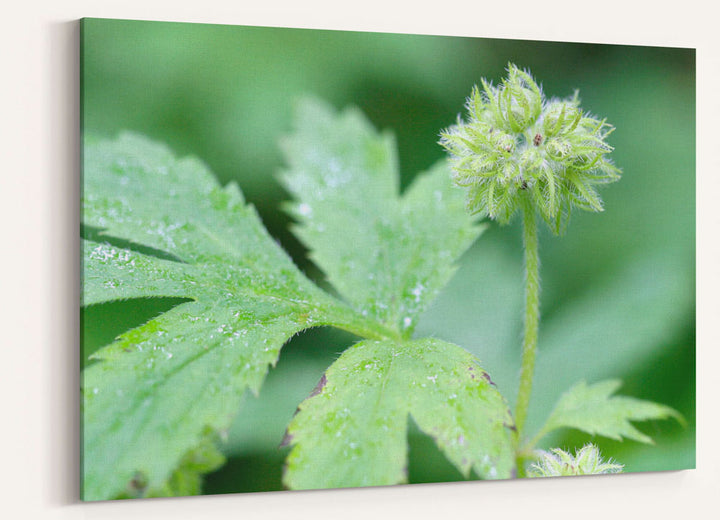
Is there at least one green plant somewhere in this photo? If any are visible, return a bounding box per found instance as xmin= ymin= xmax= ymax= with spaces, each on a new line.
xmin=438 ymin=69 xmax=620 ymax=434
xmin=528 ymin=444 xmax=624 ymax=477
xmin=81 ymin=65 xmax=682 ymax=500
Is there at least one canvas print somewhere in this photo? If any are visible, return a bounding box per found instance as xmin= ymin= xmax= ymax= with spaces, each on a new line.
xmin=80 ymin=18 xmax=695 ymax=500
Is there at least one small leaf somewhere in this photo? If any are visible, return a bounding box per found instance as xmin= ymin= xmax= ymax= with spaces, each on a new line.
xmin=534 ymin=380 xmax=684 ymax=444
xmin=280 ymin=99 xmax=484 ymax=336
xmin=283 ymin=338 xmax=516 ymax=490
xmin=81 ymin=134 xmax=370 ymax=500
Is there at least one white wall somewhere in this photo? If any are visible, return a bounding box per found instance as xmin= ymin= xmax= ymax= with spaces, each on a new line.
xmin=2 ymin=1 xmax=717 ymax=519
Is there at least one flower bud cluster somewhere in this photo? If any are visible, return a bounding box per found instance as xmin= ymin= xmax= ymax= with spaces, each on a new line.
xmin=440 ymin=64 xmax=620 ymax=233
xmin=528 ymin=444 xmax=624 ymax=477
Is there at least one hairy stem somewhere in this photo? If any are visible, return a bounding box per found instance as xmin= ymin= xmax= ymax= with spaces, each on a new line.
xmin=515 ymin=201 xmax=540 ymax=438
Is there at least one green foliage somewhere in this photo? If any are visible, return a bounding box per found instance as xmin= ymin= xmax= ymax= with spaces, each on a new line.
xmin=532 ymin=380 xmax=684 ymax=445
xmin=81 ymin=104 xmax=491 ymax=499
xmin=80 ymin=19 xmax=695 ymax=494
xmin=279 ymin=99 xmax=484 ymax=336
xmin=528 ymin=444 xmax=623 ymax=477
xmin=81 ymin=133 xmax=381 ymax=500
xmin=418 ymin=244 xmax=693 ymax=448
xmin=81 ymin=93 xmax=685 ymax=499
xmin=283 ymin=338 xmax=516 ymax=489
xmin=115 ymin=429 xmax=226 ymax=499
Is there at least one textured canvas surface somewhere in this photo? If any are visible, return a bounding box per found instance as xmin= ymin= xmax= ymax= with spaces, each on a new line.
xmin=80 ymin=18 xmax=695 ymax=500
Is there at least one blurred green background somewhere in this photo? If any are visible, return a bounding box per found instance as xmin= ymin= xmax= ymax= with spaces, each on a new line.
xmin=80 ymin=18 xmax=695 ymax=493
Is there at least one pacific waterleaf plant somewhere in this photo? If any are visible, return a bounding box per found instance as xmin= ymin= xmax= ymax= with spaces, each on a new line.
xmin=81 ymin=104 xmax=511 ymax=500
xmin=82 ymin=67 xmax=681 ymax=499
xmin=440 ymin=63 xmax=681 ymax=475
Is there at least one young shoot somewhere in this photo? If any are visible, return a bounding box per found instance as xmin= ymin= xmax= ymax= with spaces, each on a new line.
xmin=440 ymin=64 xmax=621 ymax=446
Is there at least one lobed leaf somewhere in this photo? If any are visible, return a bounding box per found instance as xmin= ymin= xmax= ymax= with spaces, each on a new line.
xmin=81 ymin=134 xmax=368 ymax=500
xmin=283 ymin=338 xmax=517 ymax=489
xmin=279 ymin=99 xmax=484 ymax=337
xmin=84 ymin=133 xmax=287 ymax=266
xmin=533 ymin=380 xmax=684 ymax=445
xmin=83 ymin=104 xmax=490 ymax=498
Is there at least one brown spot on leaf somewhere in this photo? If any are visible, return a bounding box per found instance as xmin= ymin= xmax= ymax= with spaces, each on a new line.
xmin=128 ymin=471 xmax=148 ymax=496
xmin=481 ymin=372 xmax=496 ymax=386
xmin=279 ymin=431 xmax=294 ymax=448
xmin=309 ymin=373 xmax=327 ymax=398
xmin=503 ymin=421 xmax=518 ymax=433
xmin=281 ymin=374 xmax=329 ymax=445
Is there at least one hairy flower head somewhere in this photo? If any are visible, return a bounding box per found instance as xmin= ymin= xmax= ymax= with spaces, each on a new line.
xmin=528 ymin=444 xmax=624 ymax=478
xmin=440 ymin=64 xmax=621 ymax=233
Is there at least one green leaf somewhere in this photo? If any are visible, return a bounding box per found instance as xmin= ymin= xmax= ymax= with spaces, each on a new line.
xmin=283 ymin=338 xmax=517 ymax=490
xmin=115 ymin=429 xmax=226 ymax=499
xmin=533 ymin=380 xmax=684 ymax=445
xmin=82 ymin=240 xmax=197 ymax=304
xmin=84 ymin=132 xmax=317 ymax=268
xmin=81 ymin=134 xmax=373 ymax=500
xmin=279 ymin=99 xmax=484 ymax=337
xmin=157 ymin=432 xmax=227 ymax=498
